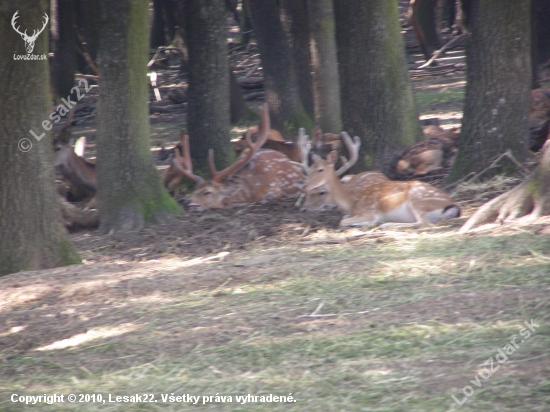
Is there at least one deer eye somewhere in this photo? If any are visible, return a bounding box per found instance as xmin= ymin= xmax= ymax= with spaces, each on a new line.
xmin=319 ymin=190 xmax=326 ymax=196
xmin=317 ymin=168 xmax=324 ymax=173
xmin=204 ymin=191 xmax=212 ymax=196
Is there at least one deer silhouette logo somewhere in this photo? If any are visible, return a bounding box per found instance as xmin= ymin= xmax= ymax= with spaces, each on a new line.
xmin=11 ymin=11 xmax=49 ymax=54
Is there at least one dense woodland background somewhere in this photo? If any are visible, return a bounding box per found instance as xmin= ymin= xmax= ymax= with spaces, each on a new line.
xmin=0 ymin=2 xmax=550 ymax=411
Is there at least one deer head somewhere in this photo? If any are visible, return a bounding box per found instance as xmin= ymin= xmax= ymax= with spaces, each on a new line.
xmin=167 ymin=104 xmax=306 ymax=210
xmin=12 ymin=11 xmax=49 ymax=54
xmin=301 ymin=131 xmax=391 ymax=212
xmin=53 ymin=109 xmax=96 ymax=201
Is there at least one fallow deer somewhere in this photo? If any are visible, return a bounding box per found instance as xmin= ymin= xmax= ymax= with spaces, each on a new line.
xmin=300 ymin=131 xmax=390 ymax=212
xmin=53 ymin=111 xmax=97 ymax=203
xmin=231 ymin=124 xmax=343 ymax=164
xmin=305 ymin=147 xmax=460 ymax=227
xmin=395 ymin=125 xmax=459 ymax=176
xmin=168 ymin=104 xmax=306 ymax=210
xmin=528 ymin=88 xmax=550 ymax=152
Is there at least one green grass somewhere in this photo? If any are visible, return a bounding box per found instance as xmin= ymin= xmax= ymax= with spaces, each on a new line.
xmin=1 ymin=231 xmax=549 ymax=411
xmin=414 ymin=87 xmax=465 ymax=112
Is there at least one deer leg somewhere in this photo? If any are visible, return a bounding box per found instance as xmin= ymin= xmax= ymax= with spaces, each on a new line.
xmin=378 ymin=222 xmax=422 ymax=229
xmin=340 ymin=214 xmax=378 ymax=227
xmin=83 ymin=196 xmax=98 ymax=211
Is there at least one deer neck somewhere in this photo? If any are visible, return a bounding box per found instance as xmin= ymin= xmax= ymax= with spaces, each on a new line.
xmin=327 ymin=173 xmax=354 ymax=214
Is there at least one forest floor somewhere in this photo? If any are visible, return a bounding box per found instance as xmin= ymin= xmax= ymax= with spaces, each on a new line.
xmin=2 ymin=9 xmax=550 ymax=412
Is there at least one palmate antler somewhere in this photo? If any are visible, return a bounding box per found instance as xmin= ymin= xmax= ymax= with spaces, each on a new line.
xmin=208 ymin=103 xmax=271 ymax=182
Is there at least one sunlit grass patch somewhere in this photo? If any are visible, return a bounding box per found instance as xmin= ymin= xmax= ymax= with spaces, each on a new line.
xmin=415 ymin=86 xmax=465 ymax=112
xmin=1 ymin=225 xmax=550 ymax=411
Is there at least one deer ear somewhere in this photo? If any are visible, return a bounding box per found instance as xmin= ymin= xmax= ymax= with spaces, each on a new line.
xmin=327 ymin=150 xmax=338 ymax=165
xmin=74 ymin=136 xmax=87 ymax=156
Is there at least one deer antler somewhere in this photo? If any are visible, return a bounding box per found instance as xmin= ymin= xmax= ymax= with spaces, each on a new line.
xmin=30 ymin=13 xmax=49 ymax=40
xmin=335 ymin=132 xmax=361 ymax=176
xmin=11 ymin=11 xmax=26 ymax=38
xmin=171 ymin=132 xmax=205 ymax=184
xmin=11 ymin=11 xmax=49 ymax=40
xmin=298 ymin=128 xmax=311 ymax=172
xmin=209 ymin=103 xmax=271 ymax=182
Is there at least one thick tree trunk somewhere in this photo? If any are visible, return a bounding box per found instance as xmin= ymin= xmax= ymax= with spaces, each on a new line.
xmin=97 ymin=0 xmax=178 ymax=234
xmin=248 ymin=0 xmax=313 ymax=138
xmin=308 ymin=0 xmax=342 ymax=133
xmin=279 ymin=0 xmax=315 ymax=119
xmin=334 ymin=0 xmax=421 ymax=172
xmin=447 ymin=1 xmax=531 ymax=182
xmin=229 ymin=69 xmax=258 ymax=124
xmin=0 ymin=1 xmax=81 ymax=276
xmin=183 ymin=0 xmax=233 ymax=170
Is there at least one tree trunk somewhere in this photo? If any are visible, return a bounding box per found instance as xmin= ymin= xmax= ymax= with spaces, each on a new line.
xmin=183 ymin=0 xmax=233 ymax=170
xmin=97 ymin=0 xmax=179 ymax=234
xmin=229 ymin=69 xmax=258 ymax=124
xmin=248 ymin=0 xmax=313 ymax=138
xmin=308 ymin=0 xmax=342 ymax=133
xmin=279 ymin=0 xmax=315 ymax=119
xmin=334 ymin=0 xmax=421 ymax=172
xmin=409 ymin=0 xmax=442 ymax=60
xmin=447 ymin=1 xmax=531 ymax=182
xmin=0 ymin=1 xmax=81 ymax=276
xmin=240 ymin=0 xmax=253 ymax=45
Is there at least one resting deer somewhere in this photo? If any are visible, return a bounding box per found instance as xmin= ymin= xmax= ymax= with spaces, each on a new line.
xmin=300 ymin=131 xmax=390 ymax=212
xmin=305 ymin=144 xmax=460 ymax=227
xmin=395 ymin=124 xmax=459 ymax=176
xmin=231 ymin=124 xmax=343 ymax=164
xmin=53 ymin=111 xmax=97 ymax=204
xmin=167 ymin=104 xmax=305 ymax=210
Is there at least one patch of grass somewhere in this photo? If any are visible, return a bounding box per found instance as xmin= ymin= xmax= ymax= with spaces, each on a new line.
xmin=1 ymin=230 xmax=550 ymax=411
xmin=415 ymin=87 xmax=465 ymax=112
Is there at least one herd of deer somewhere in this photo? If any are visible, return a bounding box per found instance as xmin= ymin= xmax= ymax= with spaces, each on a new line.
xmin=54 ymin=87 xmax=550 ymax=230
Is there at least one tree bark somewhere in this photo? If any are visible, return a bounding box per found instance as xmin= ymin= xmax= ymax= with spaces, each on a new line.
xmin=0 ymin=1 xmax=81 ymax=276
xmin=447 ymin=1 xmax=531 ymax=182
xmin=97 ymin=0 xmax=179 ymax=234
xmin=308 ymin=0 xmax=342 ymax=133
xmin=279 ymin=0 xmax=315 ymax=119
xmin=334 ymin=0 xmax=421 ymax=172
xmin=248 ymin=0 xmax=313 ymax=139
xmin=229 ymin=69 xmax=258 ymax=124
xmin=183 ymin=0 xmax=233 ymax=170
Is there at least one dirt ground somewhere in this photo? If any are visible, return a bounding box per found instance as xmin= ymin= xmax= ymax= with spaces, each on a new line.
xmin=2 ymin=5 xmax=549 ymax=412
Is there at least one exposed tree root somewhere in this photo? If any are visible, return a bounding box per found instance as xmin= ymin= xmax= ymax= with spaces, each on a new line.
xmin=460 ymin=144 xmax=550 ymax=233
